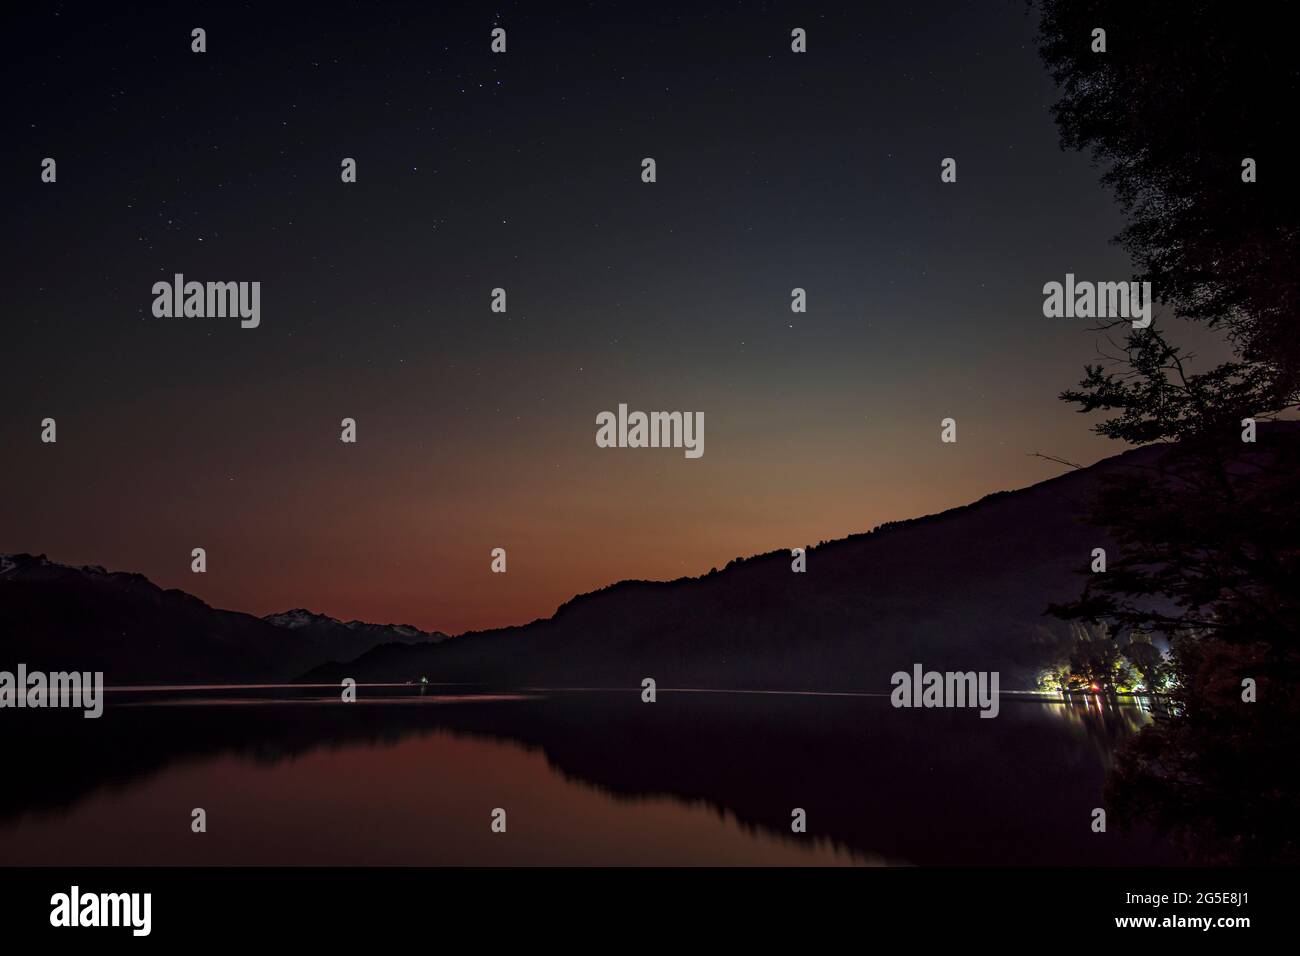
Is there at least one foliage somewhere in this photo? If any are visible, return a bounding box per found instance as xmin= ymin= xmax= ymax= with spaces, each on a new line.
xmin=1037 ymin=0 xmax=1300 ymax=862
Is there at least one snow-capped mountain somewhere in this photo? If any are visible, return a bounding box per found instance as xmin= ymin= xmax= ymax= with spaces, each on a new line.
xmin=0 ymin=554 xmax=444 ymax=683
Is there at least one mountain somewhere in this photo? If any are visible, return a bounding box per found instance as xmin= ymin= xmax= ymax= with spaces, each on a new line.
xmin=0 ymin=555 xmax=441 ymax=683
xmin=305 ymin=440 xmax=1196 ymax=692
xmin=260 ymin=608 xmax=446 ymax=661
xmin=12 ymin=429 xmax=1287 ymax=690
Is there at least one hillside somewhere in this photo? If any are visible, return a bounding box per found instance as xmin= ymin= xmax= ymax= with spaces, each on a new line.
xmin=0 ymin=555 xmax=441 ymax=683
xmin=306 ymin=442 xmax=1184 ymax=691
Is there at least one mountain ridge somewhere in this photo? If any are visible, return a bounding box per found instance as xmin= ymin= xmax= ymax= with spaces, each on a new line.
xmin=303 ymin=438 xmax=1191 ymax=691
xmin=10 ymin=427 xmax=1292 ymax=689
xmin=0 ymin=553 xmax=441 ymax=682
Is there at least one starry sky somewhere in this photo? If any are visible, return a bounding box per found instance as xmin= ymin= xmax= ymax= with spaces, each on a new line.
xmin=1 ymin=1 xmax=1202 ymax=633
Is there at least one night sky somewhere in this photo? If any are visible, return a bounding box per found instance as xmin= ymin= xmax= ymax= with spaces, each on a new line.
xmin=2 ymin=1 xmax=1183 ymax=633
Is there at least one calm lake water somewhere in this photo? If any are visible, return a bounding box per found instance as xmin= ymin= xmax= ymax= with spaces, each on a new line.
xmin=0 ymin=686 xmax=1178 ymax=865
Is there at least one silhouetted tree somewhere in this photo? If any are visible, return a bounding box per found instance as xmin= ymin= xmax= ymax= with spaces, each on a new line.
xmin=1038 ymin=0 xmax=1300 ymax=387
xmin=1037 ymin=0 xmax=1300 ymax=863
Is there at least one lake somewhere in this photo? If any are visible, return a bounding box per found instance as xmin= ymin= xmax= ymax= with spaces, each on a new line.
xmin=0 ymin=685 xmax=1178 ymax=865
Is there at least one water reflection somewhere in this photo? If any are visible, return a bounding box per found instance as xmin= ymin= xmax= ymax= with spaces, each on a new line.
xmin=0 ymin=687 xmax=1180 ymax=865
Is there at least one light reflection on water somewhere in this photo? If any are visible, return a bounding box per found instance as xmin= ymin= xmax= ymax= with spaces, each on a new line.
xmin=0 ymin=687 xmax=1179 ymax=866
